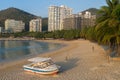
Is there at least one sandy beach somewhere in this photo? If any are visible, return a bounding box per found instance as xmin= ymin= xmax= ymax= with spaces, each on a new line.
xmin=0 ymin=39 xmax=120 ymax=80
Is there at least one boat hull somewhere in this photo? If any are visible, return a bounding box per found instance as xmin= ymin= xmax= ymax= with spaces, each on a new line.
xmin=23 ymin=68 xmax=59 ymax=74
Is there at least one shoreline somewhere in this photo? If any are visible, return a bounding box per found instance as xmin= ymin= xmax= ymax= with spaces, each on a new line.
xmin=0 ymin=39 xmax=120 ymax=80
xmin=0 ymin=37 xmax=35 ymax=41
xmin=0 ymin=39 xmax=71 ymax=69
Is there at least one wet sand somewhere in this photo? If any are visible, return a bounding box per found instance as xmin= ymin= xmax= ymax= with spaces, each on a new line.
xmin=0 ymin=39 xmax=120 ymax=80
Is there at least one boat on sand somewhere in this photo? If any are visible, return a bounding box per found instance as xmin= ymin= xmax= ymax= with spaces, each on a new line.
xmin=23 ymin=57 xmax=60 ymax=74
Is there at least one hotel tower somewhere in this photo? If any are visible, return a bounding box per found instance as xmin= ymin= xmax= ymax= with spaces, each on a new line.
xmin=48 ymin=5 xmax=72 ymax=31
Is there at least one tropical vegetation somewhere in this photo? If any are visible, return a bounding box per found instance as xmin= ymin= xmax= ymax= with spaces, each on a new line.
xmin=81 ymin=0 xmax=120 ymax=57
xmin=96 ymin=0 xmax=120 ymax=56
xmin=0 ymin=29 xmax=80 ymax=40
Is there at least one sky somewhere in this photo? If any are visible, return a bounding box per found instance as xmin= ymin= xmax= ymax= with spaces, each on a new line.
xmin=0 ymin=0 xmax=106 ymax=17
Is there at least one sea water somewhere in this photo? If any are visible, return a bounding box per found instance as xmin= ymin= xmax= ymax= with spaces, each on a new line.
xmin=0 ymin=40 xmax=64 ymax=62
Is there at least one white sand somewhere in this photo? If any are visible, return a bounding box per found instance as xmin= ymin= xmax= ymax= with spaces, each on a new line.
xmin=0 ymin=39 xmax=120 ymax=80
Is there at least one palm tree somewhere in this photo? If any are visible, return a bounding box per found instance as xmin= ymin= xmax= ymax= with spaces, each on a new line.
xmin=95 ymin=0 xmax=120 ymax=56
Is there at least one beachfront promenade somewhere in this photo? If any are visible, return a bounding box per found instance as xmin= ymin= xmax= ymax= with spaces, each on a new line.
xmin=0 ymin=39 xmax=120 ymax=80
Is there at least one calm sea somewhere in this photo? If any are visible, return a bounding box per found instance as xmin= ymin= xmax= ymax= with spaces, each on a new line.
xmin=0 ymin=40 xmax=64 ymax=62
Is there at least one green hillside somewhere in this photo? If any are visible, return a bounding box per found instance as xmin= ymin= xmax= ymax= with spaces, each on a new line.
xmin=0 ymin=7 xmax=38 ymax=31
xmin=81 ymin=8 xmax=99 ymax=17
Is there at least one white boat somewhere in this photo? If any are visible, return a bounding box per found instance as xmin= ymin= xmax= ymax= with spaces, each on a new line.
xmin=23 ymin=57 xmax=60 ymax=74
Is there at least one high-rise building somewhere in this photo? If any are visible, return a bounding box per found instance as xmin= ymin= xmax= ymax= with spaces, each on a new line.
xmin=29 ymin=18 xmax=42 ymax=32
xmin=48 ymin=5 xmax=72 ymax=31
xmin=79 ymin=11 xmax=96 ymax=29
xmin=5 ymin=19 xmax=25 ymax=33
xmin=63 ymin=14 xmax=81 ymax=30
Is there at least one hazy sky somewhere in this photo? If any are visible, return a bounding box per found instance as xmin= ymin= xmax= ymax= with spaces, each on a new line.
xmin=1 ymin=0 xmax=106 ymax=17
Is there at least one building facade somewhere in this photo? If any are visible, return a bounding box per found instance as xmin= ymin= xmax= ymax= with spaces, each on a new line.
xmin=79 ymin=11 xmax=96 ymax=29
xmin=0 ymin=27 xmax=3 ymax=33
xmin=29 ymin=18 xmax=42 ymax=32
xmin=63 ymin=11 xmax=96 ymax=30
xmin=48 ymin=5 xmax=72 ymax=31
xmin=63 ymin=14 xmax=81 ymax=30
xmin=5 ymin=19 xmax=25 ymax=33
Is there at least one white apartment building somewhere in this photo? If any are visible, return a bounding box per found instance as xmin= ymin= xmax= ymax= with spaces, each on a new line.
xmin=29 ymin=18 xmax=42 ymax=32
xmin=5 ymin=19 xmax=25 ymax=33
xmin=48 ymin=5 xmax=72 ymax=31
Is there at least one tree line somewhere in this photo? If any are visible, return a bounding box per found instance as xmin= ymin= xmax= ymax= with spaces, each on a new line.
xmin=0 ymin=29 xmax=80 ymax=40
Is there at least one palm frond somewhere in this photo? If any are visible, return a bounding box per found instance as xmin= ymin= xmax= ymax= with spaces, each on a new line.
xmin=95 ymin=19 xmax=109 ymax=30
xmin=106 ymin=0 xmax=113 ymax=9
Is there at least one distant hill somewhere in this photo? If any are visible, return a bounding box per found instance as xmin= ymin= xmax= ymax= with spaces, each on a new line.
xmin=81 ymin=8 xmax=99 ymax=17
xmin=0 ymin=7 xmax=38 ymax=31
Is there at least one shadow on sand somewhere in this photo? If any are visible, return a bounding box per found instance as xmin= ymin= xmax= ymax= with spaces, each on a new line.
xmin=56 ymin=58 xmax=79 ymax=73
